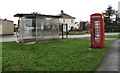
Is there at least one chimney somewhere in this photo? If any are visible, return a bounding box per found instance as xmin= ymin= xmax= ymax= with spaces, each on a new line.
xmin=4 ymin=18 xmax=7 ymax=20
xmin=61 ymin=10 xmax=64 ymax=13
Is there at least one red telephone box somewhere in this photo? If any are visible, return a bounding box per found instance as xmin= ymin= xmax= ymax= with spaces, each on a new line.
xmin=90 ymin=13 xmax=105 ymax=48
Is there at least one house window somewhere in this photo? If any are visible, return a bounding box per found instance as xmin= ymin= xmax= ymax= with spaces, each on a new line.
xmin=71 ymin=19 xmax=73 ymax=23
xmin=63 ymin=19 xmax=65 ymax=23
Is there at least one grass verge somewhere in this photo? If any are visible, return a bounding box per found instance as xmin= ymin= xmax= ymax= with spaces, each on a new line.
xmin=68 ymin=32 xmax=90 ymax=35
xmin=2 ymin=38 xmax=114 ymax=71
xmin=105 ymin=35 xmax=119 ymax=39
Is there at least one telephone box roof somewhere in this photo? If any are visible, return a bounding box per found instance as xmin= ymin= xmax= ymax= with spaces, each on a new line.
xmin=91 ymin=13 xmax=103 ymax=16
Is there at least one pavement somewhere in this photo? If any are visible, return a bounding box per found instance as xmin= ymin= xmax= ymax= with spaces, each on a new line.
xmin=95 ymin=39 xmax=119 ymax=73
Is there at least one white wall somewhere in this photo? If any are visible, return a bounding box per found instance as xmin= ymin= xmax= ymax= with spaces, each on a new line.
xmin=59 ymin=18 xmax=77 ymax=30
xmin=0 ymin=19 xmax=2 ymax=34
xmin=0 ymin=19 xmax=14 ymax=35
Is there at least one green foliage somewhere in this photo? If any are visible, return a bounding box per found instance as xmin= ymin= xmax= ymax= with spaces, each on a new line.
xmin=2 ymin=38 xmax=114 ymax=71
xmin=103 ymin=6 xmax=115 ymax=17
xmin=104 ymin=25 xmax=120 ymax=32
xmin=103 ymin=5 xmax=116 ymax=25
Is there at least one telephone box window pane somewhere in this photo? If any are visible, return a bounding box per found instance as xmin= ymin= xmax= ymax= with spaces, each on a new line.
xmin=95 ymin=31 xmax=99 ymax=35
xmin=95 ymin=26 xmax=100 ymax=28
xmin=94 ymin=38 xmax=100 ymax=43
xmin=94 ymin=21 xmax=100 ymax=25
xmin=95 ymin=28 xmax=100 ymax=31
xmin=93 ymin=20 xmax=100 ymax=43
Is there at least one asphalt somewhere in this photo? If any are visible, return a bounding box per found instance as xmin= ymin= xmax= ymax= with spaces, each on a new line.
xmin=0 ymin=33 xmax=119 ymax=42
xmin=0 ymin=35 xmax=17 ymax=42
xmin=95 ymin=39 xmax=119 ymax=73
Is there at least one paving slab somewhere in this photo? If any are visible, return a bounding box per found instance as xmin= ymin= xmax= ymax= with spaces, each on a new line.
xmin=95 ymin=39 xmax=119 ymax=73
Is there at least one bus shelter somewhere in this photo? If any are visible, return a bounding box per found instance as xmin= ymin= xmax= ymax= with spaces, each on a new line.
xmin=14 ymin=14 xmax=61 ymax=43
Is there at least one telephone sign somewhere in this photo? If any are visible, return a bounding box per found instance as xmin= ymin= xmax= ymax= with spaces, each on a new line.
xmin=90 ymin=13 xmax=105 ymax=48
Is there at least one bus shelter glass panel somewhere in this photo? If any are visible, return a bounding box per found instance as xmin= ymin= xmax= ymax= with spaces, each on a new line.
xmin=18 ymin=17 xmax=24 ymax=42
xmin=93 ymin=20 xmax=100 ymax=43
xmin=36 ymin=17 xmax=59 ymax=41
xmin=18 ymin=17 xmax=36 ymax=43
xmin=49 ymin=18 xmax=59 ymax=38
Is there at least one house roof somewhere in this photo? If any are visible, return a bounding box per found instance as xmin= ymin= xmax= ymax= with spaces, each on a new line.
xmin=58 ymin=10 xmax=75 ymax=19
xmin=0 ymin=19 xmax=13 ymax=22
xmin=14 ymin=13 xmax=61 ymax=18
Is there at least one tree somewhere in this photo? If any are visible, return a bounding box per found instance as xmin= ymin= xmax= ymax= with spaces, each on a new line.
xmin=102 ymin=5 xmax=116 ymax=25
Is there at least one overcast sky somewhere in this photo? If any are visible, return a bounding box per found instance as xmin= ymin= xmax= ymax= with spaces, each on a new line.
xmin=0 ymin=0 xmax=119 ymax=24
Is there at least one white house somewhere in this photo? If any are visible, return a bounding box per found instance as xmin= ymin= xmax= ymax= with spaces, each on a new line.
xmin=58 ymin=10 xmax=77 ymax=30
xmin=0 ymin=19 xmax=14 ymax=35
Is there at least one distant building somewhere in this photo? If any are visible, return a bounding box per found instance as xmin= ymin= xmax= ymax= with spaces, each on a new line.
xmin=79 ymin=21 xmax=90 ymax=31
xmin=58 ymin=10 xmax=77 ymax=30
xmin=0 ymin=19 xmax=14 ymax=35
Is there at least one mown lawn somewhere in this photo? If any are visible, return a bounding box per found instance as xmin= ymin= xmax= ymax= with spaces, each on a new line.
xmin=105 ymin=35 xmax=119 ymax=39
xmin=59 ymin=32 xmax=90 ymax=35
xmin=68 ymin=32 xmax=90 ymax=35
xmin=2 ymin=38 xmax=114 ymax=71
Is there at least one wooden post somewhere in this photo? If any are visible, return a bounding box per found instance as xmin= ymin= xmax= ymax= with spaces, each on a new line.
xmin=66 ymin=24 xmax=68 ymax=38
xmin=62 ymin=24 xmax=64 ymax=39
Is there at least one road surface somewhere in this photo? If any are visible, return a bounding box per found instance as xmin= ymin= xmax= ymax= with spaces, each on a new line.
xmin=0 ymin=33 xmax=119 ymax=42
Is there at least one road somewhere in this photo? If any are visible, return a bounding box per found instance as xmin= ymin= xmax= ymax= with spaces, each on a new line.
xmin=0 ymin=33 xmax=119 ymax=42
